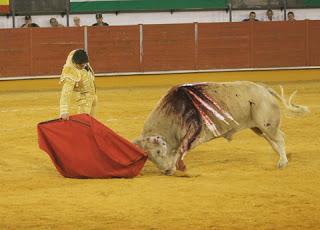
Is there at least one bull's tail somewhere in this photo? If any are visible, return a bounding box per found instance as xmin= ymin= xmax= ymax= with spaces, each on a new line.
xmin=266 ymin=86 xmax=310 ymax=117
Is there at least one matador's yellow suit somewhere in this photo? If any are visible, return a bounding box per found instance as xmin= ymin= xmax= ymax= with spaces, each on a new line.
xmin=59 ymin=50 xmax=97 ymax=117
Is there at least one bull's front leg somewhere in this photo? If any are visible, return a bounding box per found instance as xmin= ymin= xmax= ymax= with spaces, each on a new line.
xmin=176 ymin=151 xmax=187 ymax=171
xmin=263 ymin=130 xmax=288 ymax=169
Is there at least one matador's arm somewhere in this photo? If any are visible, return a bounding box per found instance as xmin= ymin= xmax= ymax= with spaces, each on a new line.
xmin=60 ymin=78 xmax=76 ymax=116
xmin=59 ymin=66 xmax=80 ymax=116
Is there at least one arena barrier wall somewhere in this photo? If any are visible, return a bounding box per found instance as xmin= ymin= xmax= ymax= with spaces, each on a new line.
xmin=0 ymin=20 xmax=320 ymax=79
xmin=87 ymin=25 xmax=141 ymax=73
xmin=142 ymin=23 xmax=196 ymax=72
xmin=0 ymin=27 xmax=84 ymax=77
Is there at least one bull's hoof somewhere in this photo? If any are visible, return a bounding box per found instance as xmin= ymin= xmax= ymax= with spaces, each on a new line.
xmin=177 ymin=159 xmax=186 ymax=171
xmin=277 ymin=159 xmax=288 ymax=169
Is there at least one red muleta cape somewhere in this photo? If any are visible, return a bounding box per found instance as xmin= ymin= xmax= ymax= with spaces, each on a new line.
xmin=37 ymin=114 xmax=147 ymax=178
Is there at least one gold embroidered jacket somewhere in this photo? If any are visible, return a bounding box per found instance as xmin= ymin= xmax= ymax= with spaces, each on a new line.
xmin=59 ymin=50 xmax=97 ymax=116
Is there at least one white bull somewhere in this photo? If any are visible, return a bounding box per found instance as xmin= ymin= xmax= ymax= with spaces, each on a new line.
xmin=134 ymin=81 xmax=309 ymax=175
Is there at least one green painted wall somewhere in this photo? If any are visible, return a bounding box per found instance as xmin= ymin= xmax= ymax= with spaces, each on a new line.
xmin=70 ymin=0 xmax=228 ymax=13
xmin=304 ymin=0 xmax=320 ymax=7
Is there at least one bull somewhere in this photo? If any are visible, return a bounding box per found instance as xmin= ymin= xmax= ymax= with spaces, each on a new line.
xmin=134 ymin=81 xmax=309 ymax=175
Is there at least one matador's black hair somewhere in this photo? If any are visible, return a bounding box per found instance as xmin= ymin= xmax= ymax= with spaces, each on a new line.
xmin=72 ymin=49 xmax=89 ymax=64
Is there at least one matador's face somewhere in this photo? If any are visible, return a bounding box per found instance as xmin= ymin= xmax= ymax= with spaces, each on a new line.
xmin=75 ymin=63 xmax=87 ymax=70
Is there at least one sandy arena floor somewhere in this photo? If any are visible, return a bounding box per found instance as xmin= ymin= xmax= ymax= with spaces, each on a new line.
xmin=0 ymin=70 xmax=319 ymax=229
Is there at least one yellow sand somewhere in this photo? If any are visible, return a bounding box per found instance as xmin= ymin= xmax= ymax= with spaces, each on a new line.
xmin=0 ymin=70 xmax=319 ymax=229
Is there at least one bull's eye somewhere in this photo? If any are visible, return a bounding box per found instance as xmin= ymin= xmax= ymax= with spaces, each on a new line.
xmin=156 ymin=150 xmax=160 ymax=155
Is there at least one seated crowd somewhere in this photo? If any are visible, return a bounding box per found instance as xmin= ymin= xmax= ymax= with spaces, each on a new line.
xmin=243 ymin=9 xmax=296 ymax=22
xmin=20 ymin=13 xmax=109 ymax=28
xmin=20 ymin=10 xmax=297 ymax=28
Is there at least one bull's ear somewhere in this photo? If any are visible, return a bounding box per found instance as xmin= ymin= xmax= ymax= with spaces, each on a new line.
xmin=133 ymin=138 xmax=143 ymax=147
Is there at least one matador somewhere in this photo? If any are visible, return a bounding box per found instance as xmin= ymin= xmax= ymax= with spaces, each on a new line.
xmin=59 ymin=49 xmax=97 ymax=120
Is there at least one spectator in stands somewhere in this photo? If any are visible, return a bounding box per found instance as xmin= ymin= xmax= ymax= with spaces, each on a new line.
xmin=243 ymin=12 xmax=259 ymax=22
xmin=287 ymin=11 xmax=296 ymax=21
xmin=59 ymin=49 xmax=97 ymax=120
xmin=49 ymin=17 xmax=64 ymax=27
xmin=73 ymin=16 xmax=81 ymax=27
xmin=266 ymin=9 xmax=274 ymax=21
xmin=21 ymin=15 xmax=40 ymax=28
xmin=92 ymin=13 xmax=109 ymax=26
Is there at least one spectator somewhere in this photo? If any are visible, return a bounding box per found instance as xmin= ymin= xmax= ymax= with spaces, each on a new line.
xmin=21 ymin=15 xmax=40 ymax=28
xmin=266 ymin=9 xmax=274 ymax=21
xmin=73 ymin=16 xmax=81 ymax=27
xmin=92 ymin=13 xmax=109 ymax=26
xmin=243 ymin=11 xmax=259 ymax=22
xmin=49 ymin=17 xmax=64 ymax=27
xmin=287 ymin=11 xmax=295 ymax=21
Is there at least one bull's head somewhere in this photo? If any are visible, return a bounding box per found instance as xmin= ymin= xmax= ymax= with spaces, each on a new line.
xmin=134 ymin=135 xmax=181 ymax=175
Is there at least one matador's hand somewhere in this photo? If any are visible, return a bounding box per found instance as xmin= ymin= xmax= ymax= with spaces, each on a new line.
xmin=60 ymin=113 xmax=69 ymax=120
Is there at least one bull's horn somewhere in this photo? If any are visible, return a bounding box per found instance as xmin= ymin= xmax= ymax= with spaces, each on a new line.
xmin=133 ymin=138 xmax=142 ymax=147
